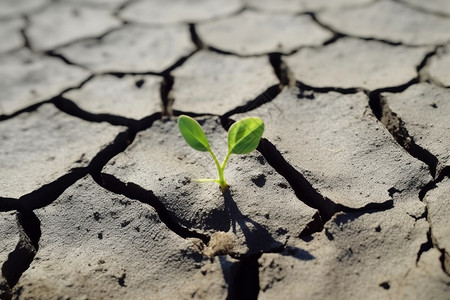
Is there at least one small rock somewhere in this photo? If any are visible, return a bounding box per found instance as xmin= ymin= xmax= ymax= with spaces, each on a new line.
xmin=203 ymin=231 xmax=235 ymax=257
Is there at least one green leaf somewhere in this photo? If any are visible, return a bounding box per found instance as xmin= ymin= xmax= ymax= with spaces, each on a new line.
xmin=178 ymin=115 xmax=210 ymax=152
xmin=228 ymin=117 xmax=264 ymax=155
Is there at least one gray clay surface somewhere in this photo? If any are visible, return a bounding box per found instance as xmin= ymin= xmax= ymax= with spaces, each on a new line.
xmin=0 ymin=212 xmax=18 ymax=299
xmin=120 ymin=0 xmax=242 ymax=25
xmin=103 ymin=117 xmax=317 ymax=256
xmin=197 ymin=10 xmax=333 ymax=55
xmin=26 ymin=3 xmax=121 ymax=51
xmin=13 ymin=175 xmax=230 ymax=299
xmin=0 ymin=49 xmax=89 ymax=116
xmin=382 ymin=83 xmax=450 ymax=178
xmin=284 ymin=38 xmax=429 ymax=90
xmin=317 ymin=0 xmax=450 ymax=45
xmin=172 ymin=51 xmax=279 ymax=115
xmin=0 ymin=212 xmax=18 ymax=268
xmin=57 ymin=24 xmax=195 ymax=73
xmin=0 ymin=18 xmax=24 ymax=54
xmin=61 ymin=0 xmax=127 ymax=9
xmin=0 ymin=0 xmax=48 ymax=19
xmin=235 ymin=88 xmax=431 ymax=208
xmin=63 ymin=74 xmax=162 ymax=120
xmin=258 ymin=202 xmax=450 ymax=300
xmin=0 ymin=104 xmax=125 ymax=199
xmin=247 ymin=0 xmax=374 ymax=13
xmin=428 ymin=45 xmax=450 ymax=87
xmin=396 ymin=248 xmax=450 ymax=299
xmin=425 ymin=177 xmax=450 ymax=274
xmin=1 ymin=0 xmax=449 ymax=298
xmin=399 ymin=0 xmax=450 ymax=16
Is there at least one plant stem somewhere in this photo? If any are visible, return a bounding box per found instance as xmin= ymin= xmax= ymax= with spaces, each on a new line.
xmin=194 ymin=178 xmax=218 ymax=183
xmin=221 ymin=151 xmax=231 ymax=171
xmin=218 ymin=150 xmax=231 ymax=191
xmin=208 ymin=148 xmax=228 ymax=190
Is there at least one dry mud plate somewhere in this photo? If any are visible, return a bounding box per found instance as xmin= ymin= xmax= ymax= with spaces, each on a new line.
xmin=1 ymin=0 xmax=450 ymax=299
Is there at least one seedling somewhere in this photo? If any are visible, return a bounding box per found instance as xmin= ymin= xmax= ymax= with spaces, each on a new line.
xmin=178 ymin=115 xmax=264 ymax=192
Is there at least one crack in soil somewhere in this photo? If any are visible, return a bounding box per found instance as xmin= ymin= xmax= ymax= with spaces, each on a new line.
xmin=189 ymin=23 xmax=204 ymax=50
xmin=269 ymin=53 xmax=295 ymax=87
xmin=215 ymin=130 xmax=395 ymax=239
xmin=44 ymin=50 xmax=90 ymax=69
xmin=416 ymin=224 xmax=434 ymax=264
xmin=97 ymin=44 xmax=198 ymax=77
xmin=0 ymin=127 xmax=132 ymax=213
xmin=97 ymin=173 xmax=210 ymax=244
xmin=295 ymin=80 xmax=361 ymax=94
xmin=0 ymin=169 xmax=87 ymax=213
xmin=423 ymin=185 xmax=450 ymax=276
xmin=221 ymin=85 xmax=281 ymax=125
xmin=311 ymin=10 xmax=407 ymax=48
xmin=160 ymin=74 xmax=174 ymax=117
xmin=256 ymin=138 xmax=339 ymax=223
xmin=1 ymin=210 xmax=41 ymax=298
xmin=0 ymin=74 xmax=94 ymax=122
xmin=307 ymin=12 xmax=345 ymax=46
xmin=18 ymin=15 xmax=31 ymax=50
xmin=373 ymin=92 xmax=442 ymax=179
xmin=3 ymin=5 xmax=450 ymax=295
xmin=226 ymin=254 xmax=261 ymax=300
xmin=0 ymin=100 xmax=51 ymax=122
xmin=48 ymin=23 xmax=127 ymax=53
xmin=162 ymin=49 xmax=199 ymax=75
xmin=367 ymin=70 xmax=450 ymax=278
xmin=210 ymin=76 xmax=442 ymax=291
xmin=54 ymin=96 xmax=140 ymax=127
xmin=416 ymin=47 xmax=439 ymax=74
xmin=313 ymin=1 xmax=450 ymax=48
xmin=396 ymin=0 xmax=450 ymax=19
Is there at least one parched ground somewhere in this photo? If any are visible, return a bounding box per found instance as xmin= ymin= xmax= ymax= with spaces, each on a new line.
xmin=1 ymin=0 xmax=450 ymax=299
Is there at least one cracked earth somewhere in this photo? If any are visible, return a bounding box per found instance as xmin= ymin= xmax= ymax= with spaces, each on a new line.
xmin=1 ymin=0 xmax=450 ymax=299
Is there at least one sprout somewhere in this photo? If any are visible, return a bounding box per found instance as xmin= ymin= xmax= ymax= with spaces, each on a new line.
xmin=178 ymin=115 xmax=264 ymax=192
